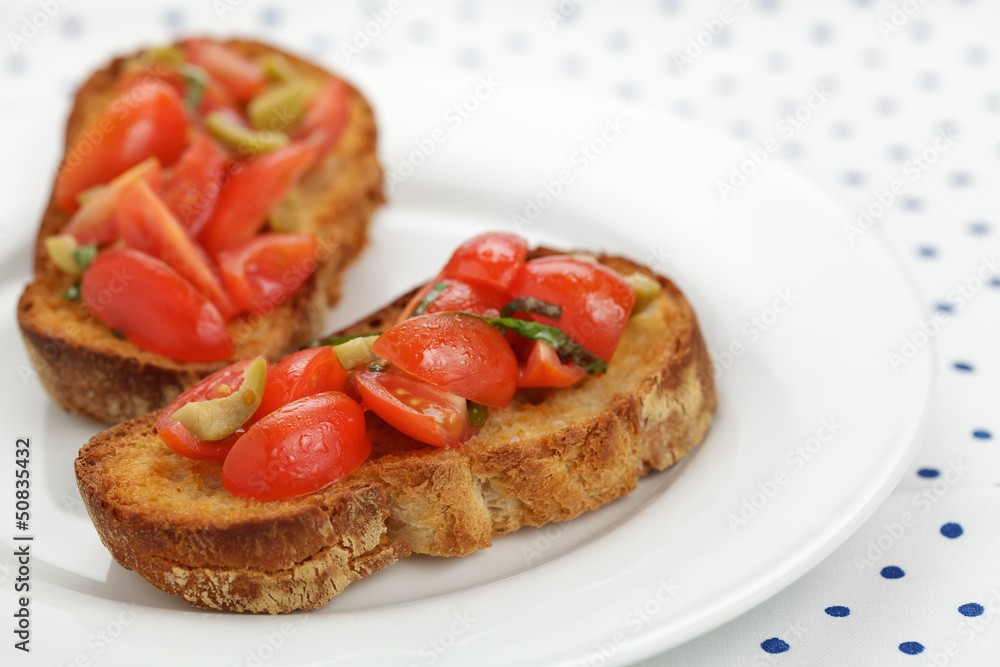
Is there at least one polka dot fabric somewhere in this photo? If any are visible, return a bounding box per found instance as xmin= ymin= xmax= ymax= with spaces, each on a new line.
xmin=1 ymin=1 xmax=998 ymax=665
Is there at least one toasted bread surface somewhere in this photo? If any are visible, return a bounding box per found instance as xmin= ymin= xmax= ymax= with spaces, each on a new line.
xmin=76 ymin=252 xmax=715 ymax=613
xmin=18 ymin=39 xmax=384 ymax=424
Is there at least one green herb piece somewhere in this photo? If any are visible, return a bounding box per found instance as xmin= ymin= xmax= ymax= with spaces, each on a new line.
xmin=500 ymin=297 xmax=563 ymax=320
xmin=368 ymin=359 xmax=389 ymax=372
xmin=311 ymin=330 xmax=384 ymax=348
xmin=411 ymin=282 xmax=450 ymax=317
xmin=467 ymin=401 xmax=488 ymax=427
xmin=180 ymin=64 xmax=207 ymax=111
xmin=62 ymin=283 xmax=81 ymax=300
xmin=110 ymin=330 xmax=126 ymax=339
xmin=460 ymin=312 xmax=607 ymax=375
xmin=73 ymin=243 xmax=98 ymax=271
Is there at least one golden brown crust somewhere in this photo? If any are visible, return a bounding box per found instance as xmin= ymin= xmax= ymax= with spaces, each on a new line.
xmin=18 ymin=38 xmax=384 ymax=424
xmin=75 ymin=252 xmax=715 ymax=613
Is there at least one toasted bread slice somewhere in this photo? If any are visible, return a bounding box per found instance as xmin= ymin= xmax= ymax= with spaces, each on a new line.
xmin=18 ymin=39 xmax=384 ymax=424
xmin=75 ymin=251 xmax=715 ymax=613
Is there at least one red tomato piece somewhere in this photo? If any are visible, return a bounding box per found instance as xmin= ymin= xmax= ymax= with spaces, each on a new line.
xmin=397 ymin=278 xmax=510 ymax=322
xmin=217 ymin=233 xmax=317 ymax=315
xmin=222 ymin=392 xmax=371 ymax=500
xmin=159 ymin=133 xmax=227 ymax=237
xmin=296 ymin=77 xmax=349 ymax=157
xmin=251 ymin=347 xmax=349 ymax=421
xmin=372 ymin=312 xmax=518 ymax=408
xmin=442 ymin=232 xmax=528 ymax=291
xmin=81 ymin=248 xmax=234 ymax=362
xmin=198 ymin=143 xmax=317 ymax=256
xmin=156 ymin=357 xmax=263 ymax=460
xmin=117 ymin=180 xmax=237 ymax=319
xmin=518 ymin=340 xmax=588 ymax=389
xmin=508 ymin=256 xmax=635 ymax=362
xmin=62 ymin=157 xmax=162 ymax=245
xmin=182 ymin=40 xmax=266 ymax=102
xmin=355 ymin=368 xmax=473 ymax=449
xmin=54 ymin=81 xmax=188 ymax=213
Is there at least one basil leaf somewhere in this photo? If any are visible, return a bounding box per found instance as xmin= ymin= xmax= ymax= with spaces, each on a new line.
xmin=73 ymin=243 xmax=98 ymax=271
xmin=311 ymin=330 xmax=383 ymax=348
xmin=180 ymin=64 xmax=207 ymax=111
xmin=458 ymin=312 xmax=607 ymax=375
xmin=500 ymin=296 xmax=563 ymax=320
xmin=467 ymin=401 xmax=488 ymax=427
xmin=411 ymin=282 xmax=450 ymax=317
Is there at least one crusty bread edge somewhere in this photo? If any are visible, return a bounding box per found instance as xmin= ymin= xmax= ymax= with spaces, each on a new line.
xmin=75 ymin=252 xmax=715 ymax=613
xmin=17 ymin=38 xmax=383 ymax=424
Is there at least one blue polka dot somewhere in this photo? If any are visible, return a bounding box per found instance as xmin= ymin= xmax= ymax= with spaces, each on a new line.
xmin=888 ymin=145 xmax=908 ymax=161
xmin=783 ymin=141 xmax=803 ymax=159
xmin=163 ymin=8 xmax=184 ymax=28
xmin=973 ymin=430 xmax=992 ymax=440
xmin=408 ymin=21 xmax=431 ymax=42
xmin=966 ymin=46 xmax=988 ymax=66
xmin=844 ymin=172 xmax=865 ymax=187
xmin=506 ymin=31 xmax=530 ymax=53
xmin=934 ymin=303 xmax=953 ymax=313
xmin=561 ymin=55 xmax=585 ymax=76
xmin=615 ymin=81 xmax=639 ymax=100
xmin=825 ymin=605 xmax=850 ymax=617
xmin=951 ymin=172 xmax=972 ymax=187
xmin=456 ymin=0 xmax=480 ymax=21
xmin=881 ymin=566 xmax=905 ymax=579
xmin=918 ymin=246 xmax=937 ymax=258
xmin=941 ymin=523 xmax=963 ymax=538
xmin=832 ymin=121 xmax=854 ymax=139
xmin=259 ymin=7 xmax=282 ymax=27
xmin=953 ymin=362 xmax=974 ymax=372
xmin=959 ymin=603 xmax=984 ymax=617
xmin=862 ymin=49 xmax=884 ymax=70
xmin=607 ymin=30 xmax=630 ymax=52
xmin=811 ymin=24 xmax=833 ymax=44
xmin=761 ymin=638 xmax=790 ymax=654
xmin=917 ymin=468 xmax=940 ymax=478
xmin=765 ymin=52 xmax=788 ymax=72
xmin=969 ymin=221 xmax=990 ymax=234
xmin=900 ymin=642 xmax=925 ymax=655
xmin=458 ymin=48 xmax=482 ymax=68
xmin=875 ymin=97 xmax=897 ymax=115
xmin=660 ymin=0 xmax=681 ymax=14
xmin=903 ymin=197 xmax=922 ymax=211
xmin=910 ymin=21 xmax=931 ymax=41
xmin=992 ymin=277 xmax=1000 ymax=288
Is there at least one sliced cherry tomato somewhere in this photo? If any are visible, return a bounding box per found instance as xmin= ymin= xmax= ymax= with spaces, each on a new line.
xmin=117 ymin=180 xmax=237 ymax=319
xmin=295 ymin=77 xmax=349 ymax=157
xmin=373 ymin=312 xmax=517 ymax=408
xmin=198 ymin=143 xmax=317 ymax=256
xmin=80 ymin=248 xmax=234 ymax=362
xmin=442 ymin=232 xmax=528 ymax=291
xmin=397 ymin=278 xmax=510 ymax=322
xmin=217 ymin=233 xmax=317 ymax=315
xmin=251 ymin=347 xmax=349 ymax=421
xmin=159 ymin=133 xmax=227 ymax=236
xmin=355 ymin=368 xmax=473 ymax=449
xmin=54 ymin=81 xmax=188 ymax=213
xmin=156 ymin=357 xmax=263 ymax=460
xmin=116 ymin=61 xmax=242 ymax=118
xmin=508 ymin=256 xmax=635 ymax=363
xmin=222 ymin=392 xmax=371 ymax=500
xmin=182 ymin=40 xmax=266 ymax=102
xmin=518 ymin=340 xmax=588 ymax=389
xmin=62 ymin=157 xmax=162 ymax=245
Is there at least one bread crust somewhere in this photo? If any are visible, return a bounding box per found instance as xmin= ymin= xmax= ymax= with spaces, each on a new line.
xmin=75 ymin=251 xmax=715 ymax=613
xmin=18 ymin=39 xmax=384 ymax=423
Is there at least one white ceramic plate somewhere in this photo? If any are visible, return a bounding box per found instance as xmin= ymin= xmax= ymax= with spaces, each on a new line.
xmin=0 ymin=67 xmax=932 ymax=667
